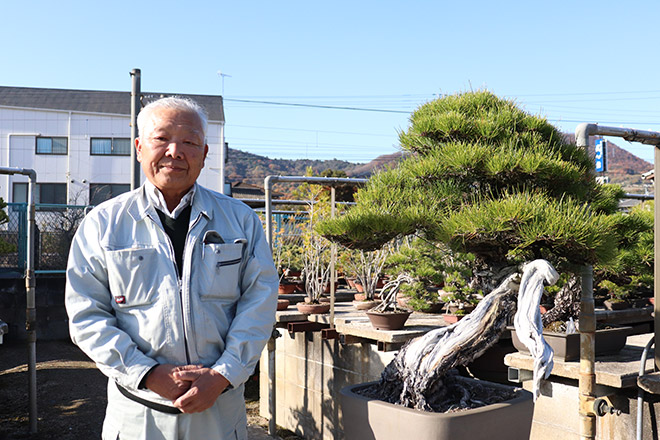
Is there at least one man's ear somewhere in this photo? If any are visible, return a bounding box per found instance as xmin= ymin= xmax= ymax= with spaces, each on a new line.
xmin=203 ymin=144 xmax=209 ymax=161
xmin=135 ymin=137 xmax=143 ymax=162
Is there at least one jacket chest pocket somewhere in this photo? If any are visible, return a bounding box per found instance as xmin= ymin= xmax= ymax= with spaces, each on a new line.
xmin=106 ymin=247 xmax=160 ymax=308
xmin=199 ymin=242 xmax=244 ymax=301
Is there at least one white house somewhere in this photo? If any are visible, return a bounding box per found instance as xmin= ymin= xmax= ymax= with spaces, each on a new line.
xmin=0 ymin=86 xmax=225 ymax=206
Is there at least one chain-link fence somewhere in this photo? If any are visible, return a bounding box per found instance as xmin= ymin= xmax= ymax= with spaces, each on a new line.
xmin=0 ymin=202 xmax=315 ymax=275
xmin=0 ymin=203 xmax=90 ymax=273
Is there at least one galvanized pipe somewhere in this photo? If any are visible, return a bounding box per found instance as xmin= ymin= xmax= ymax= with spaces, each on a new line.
xmin=578 ymin=265 xmax=596 ymax=440
xmin=130 ymin=69 xmax=141 ymax=190
xmin=575 ymin=122 xmax=660 ymax=439
xmin=263 ymin=174 xmax=368 ymax=436
xmin=637 ymin=337 xmax=654 ymax=440
xmin=0 ymin=166 xmax=37 ymax=433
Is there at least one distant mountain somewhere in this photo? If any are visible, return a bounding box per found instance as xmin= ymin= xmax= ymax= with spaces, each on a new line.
xmin=226 ymin=135 xmax=652 ymax=190
xmin=224 ymin=149 xmax=359 ymax=186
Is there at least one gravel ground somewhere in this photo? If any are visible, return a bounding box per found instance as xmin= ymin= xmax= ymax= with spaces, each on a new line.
xmin=0 ymin=339 xmax=301 ymax=440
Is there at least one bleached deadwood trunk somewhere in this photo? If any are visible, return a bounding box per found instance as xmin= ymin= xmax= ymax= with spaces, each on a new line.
xmin=374 ymin=260 xmax=558 ymax=411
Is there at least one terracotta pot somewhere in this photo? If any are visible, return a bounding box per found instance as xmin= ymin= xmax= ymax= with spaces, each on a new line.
xmin=341 ymin=379 xmax=533 ymax=440
xmin=442 ymin=314 xmax=464 ymax=324
xmin=354 ymin=283 xmax=365 ymax=293
xmin=296 ymin=302 xmax=331 ymax=314
xmin=354 ymin=293 xmax=367 ymax=301
xmin=346 ymin=277 xmax=357 ymax=289
xmin=365 ymin=310 xmax=411 ymax=330
xmin=278 ymin=283 xmax=298 ymax=295
xmin=277 ymin=299 xmax=290 ymax=311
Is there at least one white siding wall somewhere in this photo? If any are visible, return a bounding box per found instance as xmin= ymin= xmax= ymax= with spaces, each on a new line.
xmin=0 ymin=106 xmax=224 ymax=204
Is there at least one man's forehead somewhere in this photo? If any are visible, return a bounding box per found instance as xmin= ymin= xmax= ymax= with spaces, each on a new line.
xmin=146 ymin=109 xmax=204 ymax=133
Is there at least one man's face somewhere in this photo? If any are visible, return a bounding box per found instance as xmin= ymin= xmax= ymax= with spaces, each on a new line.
xmin=136 ymin=107 xmax=208 ymax=201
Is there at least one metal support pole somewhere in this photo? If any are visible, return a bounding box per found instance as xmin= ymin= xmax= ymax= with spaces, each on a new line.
xmin=330 ymin=187 xmax=336 ymax=328
xmin=0 ymin=167 xmax=38 ymax=433
xmin=578 ymin=265 xmax=596 ymax=440
xmin=130 ymin=69 xmax=141 ymax=190
xmin=265 ymin=176 xmax=274 ymax=251
xmin=267 ymin=330 xmax=277 ymax=437
xmin=26 ymin=172 xmax=37 ymax=434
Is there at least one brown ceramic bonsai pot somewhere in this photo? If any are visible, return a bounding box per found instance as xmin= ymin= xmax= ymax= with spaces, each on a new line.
xmin=511 ymin=325 xmax=631 ymax=361
xmin=365 ymin=310 xmax=411 ymax=330
xmin=278 ymin=283 xmax=298 ymax=295
xmin=340 ymin=379 xmax=533 ymax=440
xmin=296 ymin=302 xmax=330 ymax=314
xmin=276 ymin=299 xmax=290 ymax=311
xmin=603 ymin=299 xmax=630 ymax=310
xmin=441 ymin=313 xmax=464 ymax=324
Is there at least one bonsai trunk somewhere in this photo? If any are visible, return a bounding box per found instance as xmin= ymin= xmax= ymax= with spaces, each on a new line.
xmin=375 ymin=273 xmax=520 ymax=411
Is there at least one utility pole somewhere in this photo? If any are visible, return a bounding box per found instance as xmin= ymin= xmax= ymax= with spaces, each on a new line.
xmin=130 ymin=69 xmax=141 ymax=190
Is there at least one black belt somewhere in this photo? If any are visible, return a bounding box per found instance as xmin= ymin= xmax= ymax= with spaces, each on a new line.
xmin=116 ymin=383 xmax=182 ymax=415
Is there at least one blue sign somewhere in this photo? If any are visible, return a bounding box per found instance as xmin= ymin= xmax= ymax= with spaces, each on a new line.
xmin=595 ymin=139 xmax=607 ymax=172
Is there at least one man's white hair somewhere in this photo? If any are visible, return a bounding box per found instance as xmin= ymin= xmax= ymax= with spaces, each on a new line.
xmin=137 ymin=96 xmax=209 ymax=139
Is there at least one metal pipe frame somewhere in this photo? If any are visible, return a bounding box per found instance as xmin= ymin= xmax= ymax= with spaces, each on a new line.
xmin=263 ymin=174 xmax=368 ymax=437
xmin=575 ymin=123 xmax=660 ymax=440
xmin=0 ymin=166 xmax=37 ymax=433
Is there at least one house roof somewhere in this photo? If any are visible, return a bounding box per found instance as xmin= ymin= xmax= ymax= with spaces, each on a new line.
xmin=0 ymin=86 xmax=224 ymax=122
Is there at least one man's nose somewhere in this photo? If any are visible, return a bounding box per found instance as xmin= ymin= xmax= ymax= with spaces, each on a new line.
xmin=165 ymin=141 xmax=184 ymax=159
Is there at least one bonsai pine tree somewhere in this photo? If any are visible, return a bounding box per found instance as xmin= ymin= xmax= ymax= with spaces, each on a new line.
xmin=317 ymin=91 xmax=624 ymax=408
xmin=318 ymin=91 xmax=619 ymax=277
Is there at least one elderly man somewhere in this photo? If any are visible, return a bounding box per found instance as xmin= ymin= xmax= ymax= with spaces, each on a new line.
xmin=65 ymin=97 xmax=278 ymax=439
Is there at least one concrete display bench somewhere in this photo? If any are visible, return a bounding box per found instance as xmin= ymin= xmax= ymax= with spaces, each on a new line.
xmin=261 ymin=302 xmax=654 ymax=439
xmin=260 ymin=304 xmax=449 ymax=439
xmin=505 ymin=333 xmax=656 ymax=439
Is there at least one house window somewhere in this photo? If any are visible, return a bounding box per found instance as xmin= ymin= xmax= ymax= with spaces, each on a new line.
xmin=90 ymin=138 xmax=131 ymax=156
xmin=89 ymin=183 xmax=130 ymax=205
xmin=12 ymin=183 xmax=67 ymax=204
xmin=36 ymin=137 xmax=68 ymax=155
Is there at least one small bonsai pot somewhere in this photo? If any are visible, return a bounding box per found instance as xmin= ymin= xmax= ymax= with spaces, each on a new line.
xmin=604 ymin=299 xmax=630 ymax=311
xmin=277 ymin=299 xmax=290 ymax=311
xmin=278 ymin=283 xmax=298 ymax=295
xmin=442 ymin=313 xmax=465 ymax=324
xmin=296 ymin=302 xmax=331 ymax=314
xmin=366 ymin=310 xmax=411 ymax=330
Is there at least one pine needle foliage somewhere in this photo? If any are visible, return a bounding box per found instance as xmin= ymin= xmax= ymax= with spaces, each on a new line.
xmin=318 ymin=90 xmax=621 ymax=268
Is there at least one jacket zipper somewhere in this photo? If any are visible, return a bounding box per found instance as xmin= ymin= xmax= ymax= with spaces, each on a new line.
xmin=180 ymin=213 xmax=204 ymax=364
xmin=148 ymin=213 xmax=191 ymax=365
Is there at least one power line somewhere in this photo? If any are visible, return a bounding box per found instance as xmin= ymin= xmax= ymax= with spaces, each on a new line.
xmin=224 ymin=98 xmax=411 ymax=114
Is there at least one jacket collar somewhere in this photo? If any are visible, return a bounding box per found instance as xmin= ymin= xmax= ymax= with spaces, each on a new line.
xmin=127 ymin=184 xmax=213 ymax=223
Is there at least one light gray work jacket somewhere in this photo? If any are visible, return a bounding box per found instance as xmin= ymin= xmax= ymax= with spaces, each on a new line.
xmin=65 ymin=184 xmax=278 ymax=410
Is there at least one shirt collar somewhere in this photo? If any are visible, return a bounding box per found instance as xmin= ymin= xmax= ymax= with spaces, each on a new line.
xmin=144 ymin=181 xmax=196 ymax=219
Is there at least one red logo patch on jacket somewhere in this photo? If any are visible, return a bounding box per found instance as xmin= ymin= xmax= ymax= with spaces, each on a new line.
xmin=114 ymin=296 xmax=126 ymax=304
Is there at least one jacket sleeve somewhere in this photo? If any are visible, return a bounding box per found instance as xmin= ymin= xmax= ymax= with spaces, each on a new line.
xmin=65 ymin=213 xmax=158 ymax=389
xmin=210 ymin=210 xmax=278 ymax=387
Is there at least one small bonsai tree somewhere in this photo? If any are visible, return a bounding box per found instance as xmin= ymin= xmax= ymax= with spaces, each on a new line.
xmin=341 ymin=245 xmax=393 ymax=301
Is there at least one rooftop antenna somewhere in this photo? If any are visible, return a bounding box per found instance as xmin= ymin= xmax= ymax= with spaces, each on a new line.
xmin=217 ymin=70 xmax=232 ymax=96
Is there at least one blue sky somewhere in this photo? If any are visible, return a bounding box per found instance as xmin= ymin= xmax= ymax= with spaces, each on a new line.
xmin=3 ymin=0 xmax=660 ymax=164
